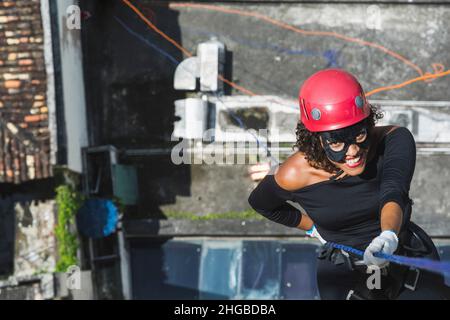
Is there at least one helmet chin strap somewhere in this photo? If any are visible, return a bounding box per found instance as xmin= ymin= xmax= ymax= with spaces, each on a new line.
xmin=329 ymin=169 xmax=345 ymax=181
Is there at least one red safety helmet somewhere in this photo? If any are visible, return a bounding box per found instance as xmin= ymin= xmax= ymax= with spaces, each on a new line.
xmin=298 ymin=69 xmax=371 ymax=132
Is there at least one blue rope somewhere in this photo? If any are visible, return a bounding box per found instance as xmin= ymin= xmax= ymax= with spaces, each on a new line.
xmin=327 ymin=242 xmax=450 ymax=277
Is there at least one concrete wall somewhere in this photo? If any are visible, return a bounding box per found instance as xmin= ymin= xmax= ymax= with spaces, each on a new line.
xmin=172 ymin=2 xmax=450 ymax=100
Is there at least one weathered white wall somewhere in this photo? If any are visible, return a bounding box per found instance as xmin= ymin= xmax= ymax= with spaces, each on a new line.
xmin=14 ymin=200 xmax=56 ymax=277
xmin=56 ymin=0 xmax=88 ymax=172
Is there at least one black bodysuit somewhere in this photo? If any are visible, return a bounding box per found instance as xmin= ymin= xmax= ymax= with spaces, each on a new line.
xmin=248 ymin=127 xmax=416 ymax=250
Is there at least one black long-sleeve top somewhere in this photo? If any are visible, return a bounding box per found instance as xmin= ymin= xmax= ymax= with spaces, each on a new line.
xmin=248 ymin=127 xmax=416 ymax=250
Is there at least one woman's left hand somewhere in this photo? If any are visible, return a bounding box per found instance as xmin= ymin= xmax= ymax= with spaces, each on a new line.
xmin=306 ymin=225 xmax=327 ymax=244
xmin=363 ymin=230 xmax=399 ymax=267
xmin=248 ymin=162 xmax=271 ymax=182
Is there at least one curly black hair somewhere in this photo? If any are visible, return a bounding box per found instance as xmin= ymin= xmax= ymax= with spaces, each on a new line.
xmin=292 ymin=105 xmax=384 ymax=173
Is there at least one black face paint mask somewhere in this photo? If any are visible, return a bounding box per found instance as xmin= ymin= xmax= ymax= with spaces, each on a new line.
xmin=319 ymin=120 xmax=370 ymax=163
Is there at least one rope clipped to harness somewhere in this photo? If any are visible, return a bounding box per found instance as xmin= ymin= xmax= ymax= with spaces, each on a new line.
xmin=327 ymin=242 xmax=450 ymax=277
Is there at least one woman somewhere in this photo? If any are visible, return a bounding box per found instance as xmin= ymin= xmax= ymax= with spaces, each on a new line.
xmin=248 ymin=69 xmax=450 ymax=300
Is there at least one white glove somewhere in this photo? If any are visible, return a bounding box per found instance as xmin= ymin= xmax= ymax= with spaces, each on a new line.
xmin=306 ymin=225 xmax=327 ymax=244
xmin=363 ymin=230 xmax=398 ymax=268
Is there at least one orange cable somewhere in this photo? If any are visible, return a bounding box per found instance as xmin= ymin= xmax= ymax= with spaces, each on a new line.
xmin=122 ymin=0 xmax=260 ymax=96
xmin=170 ymin=2 xmax=424 ymax=77
xmin=122 ymin=0 xmax=193 ymax=57
xmin=366 ymin=69 xmax=450 ymax=96
xmin=123 ymin=0 xmax=449 ymax=99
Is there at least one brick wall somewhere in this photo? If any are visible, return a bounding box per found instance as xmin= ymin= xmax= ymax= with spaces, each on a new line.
xmin=0 ymin=0 xmax=51 ymax=183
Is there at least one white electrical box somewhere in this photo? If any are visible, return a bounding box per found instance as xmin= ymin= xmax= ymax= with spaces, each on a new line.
xmin=173 ymin=98 xmax=208 ymax=140
xmin=198 ymin=39 xmax=225 ymax=92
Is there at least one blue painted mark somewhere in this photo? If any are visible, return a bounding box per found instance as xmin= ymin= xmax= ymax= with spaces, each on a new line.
xmin=322 ymin=49 xmax=341 ymax=68
xmin=181 ymin=26 xmax=343 ymax=68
